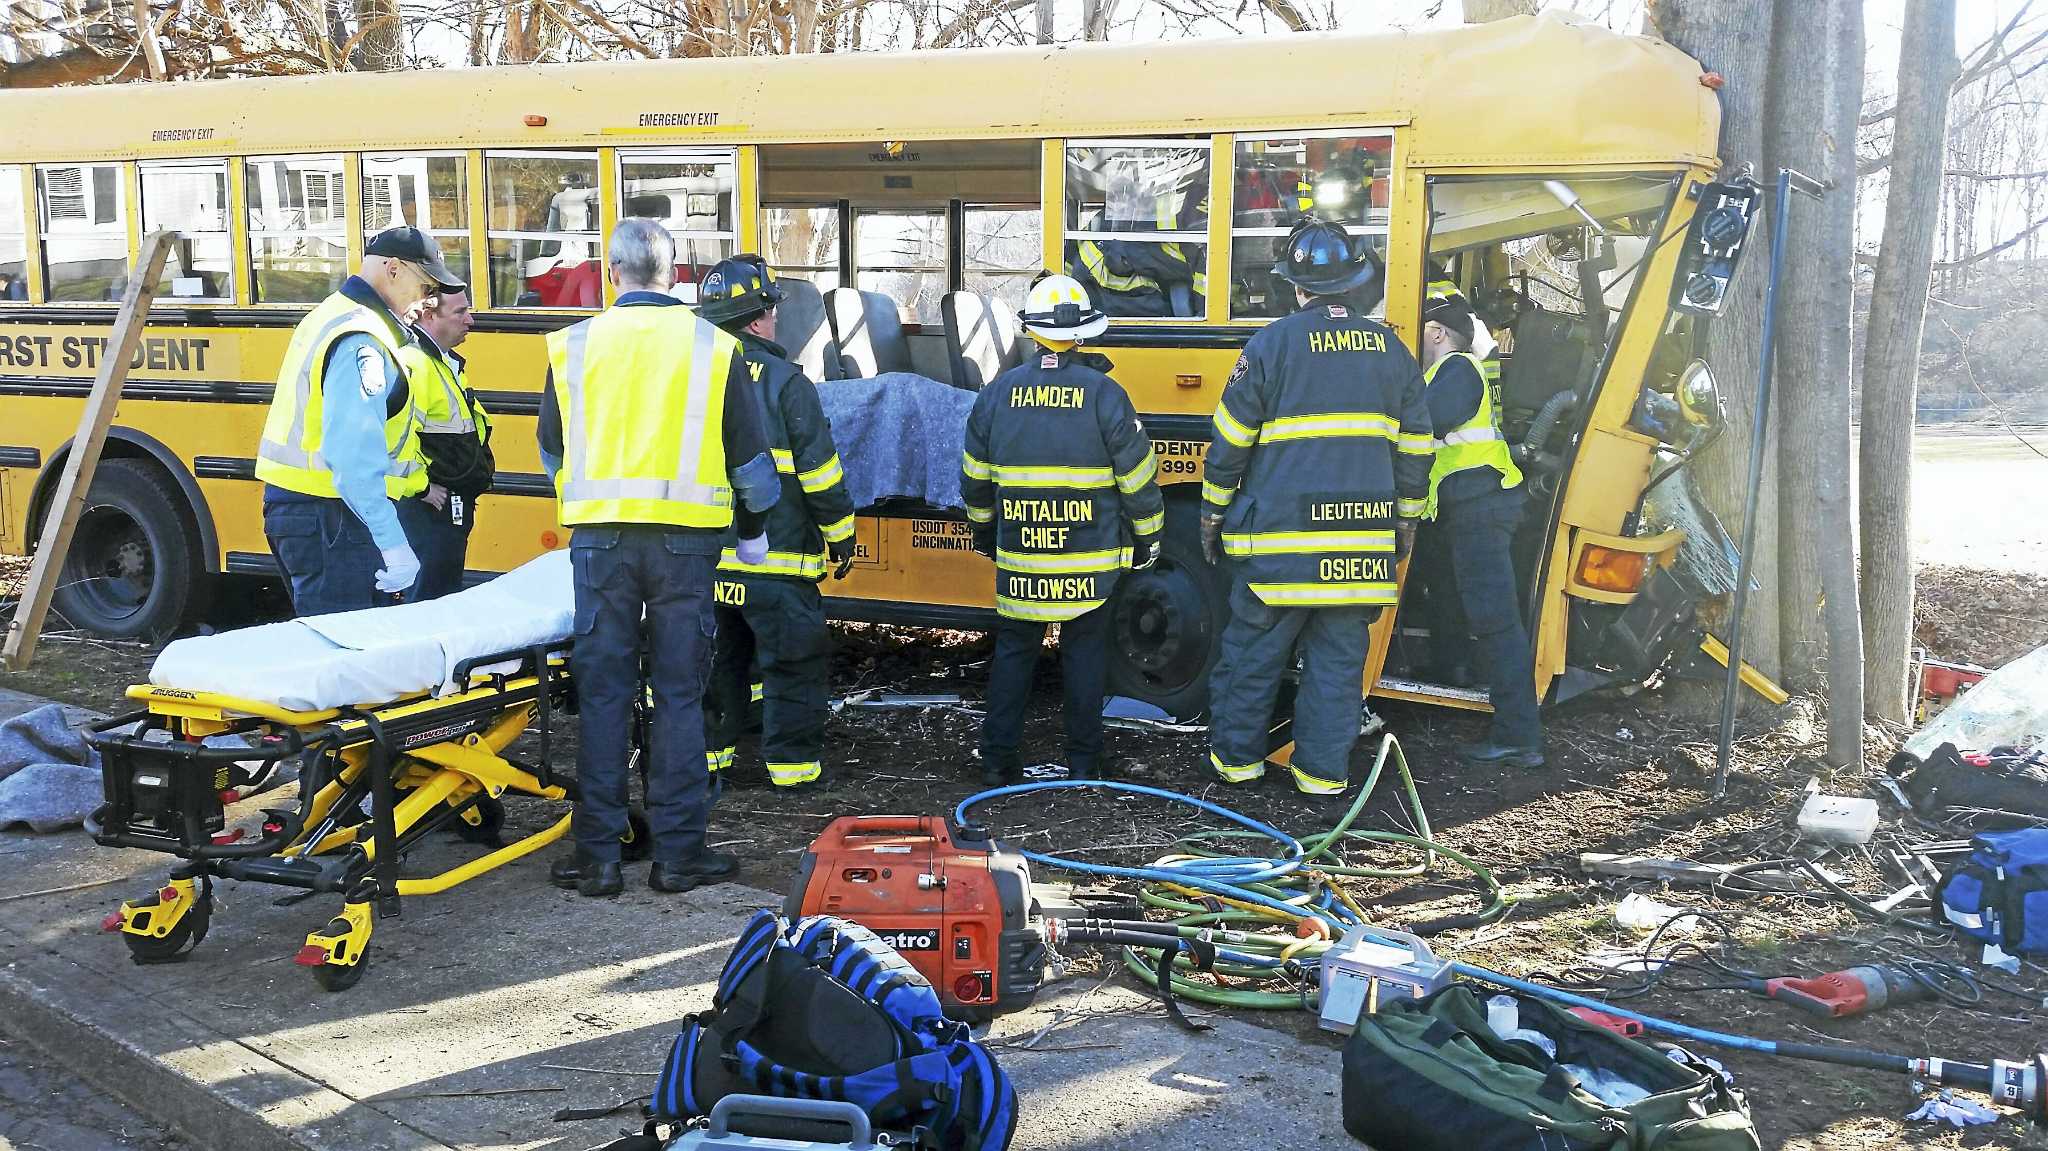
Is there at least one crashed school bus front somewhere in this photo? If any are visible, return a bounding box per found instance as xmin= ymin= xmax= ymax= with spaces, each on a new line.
xmin=0 ymin=10 xmax=1750 ymax=717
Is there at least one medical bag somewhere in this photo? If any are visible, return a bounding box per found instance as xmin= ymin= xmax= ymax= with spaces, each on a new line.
xmin=1342 ymin=983 xmax=1760 ymax=1151
xmin=1937 ymin=828 xmax=2048 ymax=955
xmin=785 ymin=816 xmax=1046 ymax=1019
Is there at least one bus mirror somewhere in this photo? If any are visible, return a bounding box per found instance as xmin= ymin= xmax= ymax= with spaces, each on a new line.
xmin=1670 ymin=177 xmax=1761 ymax=317
xmin=1677 ymin=359 xmax=1722 ymax=429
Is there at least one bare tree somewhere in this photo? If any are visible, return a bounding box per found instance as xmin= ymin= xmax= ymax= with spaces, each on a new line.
xmin=1646 ymin=0 xmax=1786 ymax=683
xmin=1860 ymin=0 xmax=1958 ymax=723
xmin=1462 ymin=0 xmax=1540 ymax=19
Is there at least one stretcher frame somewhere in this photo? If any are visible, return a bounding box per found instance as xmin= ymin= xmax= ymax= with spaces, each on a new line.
xmin=87 ymin=642 xmax=603 ymax=990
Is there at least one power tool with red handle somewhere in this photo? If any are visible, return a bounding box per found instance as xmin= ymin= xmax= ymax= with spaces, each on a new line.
xmin=1757 ymin=964 xmax=1931 ymax=1018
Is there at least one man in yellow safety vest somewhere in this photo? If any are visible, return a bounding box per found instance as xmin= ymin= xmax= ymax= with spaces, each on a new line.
xmin=395 ymin=285 xmax=493 ymax=601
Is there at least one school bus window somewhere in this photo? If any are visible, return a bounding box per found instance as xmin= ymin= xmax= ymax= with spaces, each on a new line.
xmin=1063 ymin=141 xmax=1209 ymax=320
xmin=763 ymin=205 xmax=841 ymax=292
xmin=964 ymin=205 xmax=1040 ymax=310
xmin=0 ymin=167 xmax=25 ymax=302
xmin=485 ymin=151 xmax=599 ymax=310
xmin=855 ymin=209 xmax=945 ymax=325
xmin=37 ymin=164 xmax=128 ymax=303
xmin=245 ymin=155 xmax=348 ymax=304
xmin=620 ymin=149 xmax=735 ymax=289
xmin=362 ymin=152 xmax=472 ymax=290
xmin=140 ymin=160 xmax=234 ymax=304
xmin=1231 ymin=134 xmax=1392 ymax=320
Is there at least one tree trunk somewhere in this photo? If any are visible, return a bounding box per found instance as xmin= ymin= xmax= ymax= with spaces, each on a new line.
xmin=1860 ymin=0 xmax=1958 ymax=723
xmin=352 ymin=0 xmax=402 ymax=69
xmin=1647 ymin=0 xmax=1784 ymax=684
xmin=1035 ymin=0 xmax=1053 ymax=44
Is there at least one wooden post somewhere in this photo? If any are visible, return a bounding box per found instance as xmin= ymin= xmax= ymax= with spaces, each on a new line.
xmin=3 ymin=231 xmax=176 ymax=670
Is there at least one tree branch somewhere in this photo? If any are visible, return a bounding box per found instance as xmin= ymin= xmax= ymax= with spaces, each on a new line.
xmin=1945 ymin=166 xmax=2048 ymax=183
xmin=1933 ymin=209 xmax=2048 ymax=270
xmin=554 ymin=0 xmax=658 ymax=55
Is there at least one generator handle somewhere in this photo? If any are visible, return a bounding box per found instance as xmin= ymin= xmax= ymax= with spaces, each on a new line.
xmin=834 ymin=815 xmax=944 ymax=839
xmin=706 ymin=1094 xmax=876 ymax=1148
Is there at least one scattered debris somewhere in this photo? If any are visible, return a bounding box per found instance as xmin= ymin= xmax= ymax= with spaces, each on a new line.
xmin=1904 ymin=1091 xmax=1999 ymax=1128
xmin=1796 ymin=793 xmax=1879 ymax=844
xmin=1612 ymin=892 xmax=1689 ymax=932
xmin=1578 ymin=853 xmax=1801 ymax=891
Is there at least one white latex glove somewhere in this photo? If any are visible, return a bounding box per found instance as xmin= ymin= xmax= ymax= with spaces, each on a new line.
xmin=735 ymin=534 xmax=770 ymax=566
xmin=375 ymin=544 xmax=420 ymax=595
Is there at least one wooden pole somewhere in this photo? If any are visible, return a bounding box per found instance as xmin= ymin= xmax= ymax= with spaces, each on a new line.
xmin=3 ymin=231 xmax=176 ymax=670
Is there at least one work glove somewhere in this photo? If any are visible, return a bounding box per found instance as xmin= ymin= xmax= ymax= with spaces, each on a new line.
xmin=1199 ymin=514 xmax=1223 ymax=565
xmin=735 ymin=533 xmax=770 ymax=566
xmin=828 ymin=536 xmax=857 ymax=580
xmin=971 ymin=524 xmax=996 ymax=560
xmin=375 ymin=544 xmax=420 ymax=596
xmin=1131 ymin=535 xmax=1160 ymax=572
xmin=1394 ymin=522 xmax=1416 ymax=564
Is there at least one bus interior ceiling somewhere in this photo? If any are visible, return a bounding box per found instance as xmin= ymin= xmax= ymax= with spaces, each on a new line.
xmin=1386 ymin=173 xmax=1678 ymax=688
xmin=756 ymin=139 xmax=1043 ymax=386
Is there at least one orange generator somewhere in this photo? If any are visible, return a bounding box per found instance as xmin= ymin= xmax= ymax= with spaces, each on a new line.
xmin=785 ymin=816 xmax=1049 ymax=1019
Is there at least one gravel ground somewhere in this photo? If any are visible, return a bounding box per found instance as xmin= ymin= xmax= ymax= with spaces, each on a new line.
xmin=0 ymin=1039 xmax=187 ymax=1151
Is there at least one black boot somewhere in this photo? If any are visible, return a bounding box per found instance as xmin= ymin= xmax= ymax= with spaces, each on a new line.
xmin=650 ymin=850 xmax=740 ymax=893
xmin=577 ymin=861 xmax=625 ymax=898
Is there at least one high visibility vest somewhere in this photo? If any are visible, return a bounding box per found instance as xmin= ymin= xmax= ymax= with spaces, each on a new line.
xmin=1424 ymin=350 xmax=1523 ymax=519
xmin=546 ymin=305 xmax=738 ymax=529
xmin=398 ymin=343 xmax=488 ymax=446
xmin=255 ymin=292 xmax=428 ymax=500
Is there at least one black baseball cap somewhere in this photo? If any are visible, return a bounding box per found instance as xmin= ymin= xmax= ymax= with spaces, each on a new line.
xmin=365 ymin=226 xmax=464 ymax=293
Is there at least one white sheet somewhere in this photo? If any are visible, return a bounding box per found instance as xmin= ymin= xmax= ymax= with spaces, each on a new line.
xmin=150 ymin=551 xmax=575 ymax=713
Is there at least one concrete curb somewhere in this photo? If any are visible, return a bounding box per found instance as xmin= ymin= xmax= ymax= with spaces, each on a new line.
xmin=0 ymin=948 xmax=455 ymax=1151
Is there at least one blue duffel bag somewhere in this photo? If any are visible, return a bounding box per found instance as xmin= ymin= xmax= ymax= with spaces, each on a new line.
xmin=1937 ymin=828 xmax=2048 ymax=955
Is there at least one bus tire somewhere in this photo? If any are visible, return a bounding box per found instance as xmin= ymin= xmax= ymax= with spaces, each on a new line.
xmin=46 ymin=459 xmax=203 ymax=642
xmin=1107 ymin=498 xmax=1229 ymax=720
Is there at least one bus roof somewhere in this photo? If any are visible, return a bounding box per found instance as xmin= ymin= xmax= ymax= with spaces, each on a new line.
xmin=0 ymin=12 xmax=1718 ymax=170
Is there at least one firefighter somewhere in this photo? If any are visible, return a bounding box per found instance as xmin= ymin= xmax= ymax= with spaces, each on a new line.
xmin=961 ymin=274 xmax=1164 ymax=786
xmin=1200 ymin=218 xmax=1433 ymax=795
xmin=536 ymin=219 xmax=780 ymax=898
xmin=696 ymin=255 xmax=857 ymax=789
xmin=394 ymin=285 xmax=493 ymax=601
xmin=255 ymin=226 xmax=462 ymax=615
xmin=1418 ymin=286 xmax=1544 ymax=768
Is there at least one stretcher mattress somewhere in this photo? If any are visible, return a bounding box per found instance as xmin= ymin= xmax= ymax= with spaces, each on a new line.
xmin=150 ymin=552 xmax=574 ymax=713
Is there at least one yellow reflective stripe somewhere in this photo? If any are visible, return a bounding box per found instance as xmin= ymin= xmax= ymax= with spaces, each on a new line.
xmin=961 ymin=451 xmax=993 ymax=480
xmin=1212 ymin=404 xmax=1257 ymax=448
xmin=820 ymin=514 xmax=856 ymax=543
xmin=719 ymin=548 xmax=827 ymax=579
xmin=1290 ymin=766 xmax=1347 ymax=794
xmin=749 ymin=681 xmax=764 ymax=703
xmin=1201 ymin=480 xmax=1235 ymax=507
xmin=1257 ymin=412 xmax=1400 ymax=444
xmin=995 ymin=547 xmax=1130 ymax=574
xmin=798 ymin=454 xmax=844 ymax=494
xmin=964 ymin=504 xmax=994 ymax=524
xmin=768 ymin=761 xmax=821 ymax=786
xmin=1210 ymin=751 xmax=1265 ymax=782
xmin=996 ymin=595 xmax=1105 ymax=621
xmin=1433 ymin=427 xmax=1505 ymax=449
xmin=1221 ymin=530 xmax=1394 ymax=557
xmin=988 ymin=464 xmax=1114 ymax=488
xmin=1397 ymin=497 xmax=1428 ymax=518
xmin=1398 ymin=432 xmax=1435 ymax=457
xmin=705 ymin=747 xmax=735 ymax=771
xmin=771 ymin=447 xmax=797 ymax=473
xmin=1131 ymin=510 xmax=1164 ymax=536
xmin=1247 ymin=581 xmax=1399 ymax=605
xmin=1116 ymin=452 xmax=1157 ymax=494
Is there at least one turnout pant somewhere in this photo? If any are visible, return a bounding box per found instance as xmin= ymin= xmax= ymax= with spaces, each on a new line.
xmin=979 ymin=605 xmax=1111 ymax=777
xmin=1438 ymin=489 xmax=1542 ymax=750
xmin=570 ymin=526 xmax=718 ymax=865
xmin=1209 ymin=579 xmax=1373 ymax=794
xmin=262 ymin=486 xmax=385 ymax=617
xmin=706 ymin=575 xmax=828 ymax=787
xmin=396 ymin=493 xmax=475 ymax=602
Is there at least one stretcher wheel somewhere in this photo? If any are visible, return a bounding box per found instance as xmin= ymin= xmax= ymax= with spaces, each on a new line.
xmin=620 ymin=806 xmax=652 ymax=862
xmin=122 ymin=892 xmax=212 ymax=965
xmin=454 ymin=796 xmax=506 ymax=846
xmin=315 ymin=953 xmax=368 ymax=992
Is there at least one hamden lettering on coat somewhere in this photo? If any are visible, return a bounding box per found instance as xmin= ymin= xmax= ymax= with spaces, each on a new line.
xmin=1006 ymin=385 xmax=1086 ymax=409
xmin=1306 ymin=329 xmax=1387 ymax=355
xmin=1004 ymin=575 xmax=1099 ymax=601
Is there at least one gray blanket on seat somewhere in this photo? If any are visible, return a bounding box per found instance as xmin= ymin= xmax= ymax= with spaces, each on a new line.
xmin=816 ymin=373 xmax=977 ymax=512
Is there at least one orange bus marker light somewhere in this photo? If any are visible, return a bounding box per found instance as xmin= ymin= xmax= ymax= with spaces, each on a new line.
xmin=540 ymin=530 xmax=562 ymax=549
xmin=1175 ymin=373 xmax=1202 ymax=388
xmin=524 ymin=114 xmax=549 ymax=127
xmin=1575 ymin=546 xmax=1650 ymax=594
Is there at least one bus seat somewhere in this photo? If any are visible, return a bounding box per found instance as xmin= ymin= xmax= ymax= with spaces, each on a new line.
xmin=826 ymin=287 xmax=912 ymax=379
xmin=1501 ymin=308 xmax=1593 ymax=413
xmin=775 ymin=277 xmax=841 ymax=382
xmin=941 ymin=291 xmax=1023 ymax=391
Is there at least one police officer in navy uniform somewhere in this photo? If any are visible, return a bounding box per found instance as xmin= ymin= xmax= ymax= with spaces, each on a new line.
xmin=1200 ymin=219 xmax=1433 ymax=795
xmin=696 ymin=255 xmax=858 ymax=790
xmin=962 ymin=274 xmax=1165 ymax=786
xmin=1418 ymin=286 xmax=1544 ymax=767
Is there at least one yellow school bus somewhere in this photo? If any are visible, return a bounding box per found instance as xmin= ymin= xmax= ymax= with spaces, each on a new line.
xmin=0 ymin=12 xmax=1755 ymax=717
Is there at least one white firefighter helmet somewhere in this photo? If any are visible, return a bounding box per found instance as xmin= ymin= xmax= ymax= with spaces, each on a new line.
xmin=1020 ymin=274 xmax=1107 ymax=342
